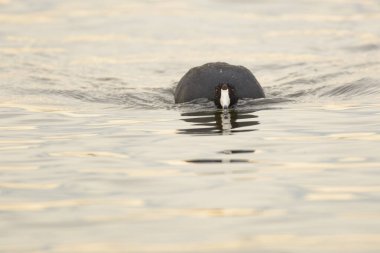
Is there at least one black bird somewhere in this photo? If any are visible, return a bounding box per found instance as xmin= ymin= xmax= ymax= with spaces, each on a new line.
xmin=175 ymin=62 xmax=265 ymax=109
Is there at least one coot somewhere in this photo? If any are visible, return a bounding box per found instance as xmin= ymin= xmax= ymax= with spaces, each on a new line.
xmin=174 ymin=62 xmax=265 ymax=109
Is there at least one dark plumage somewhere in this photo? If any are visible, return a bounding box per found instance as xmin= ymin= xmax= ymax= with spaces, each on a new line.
xmin=174 ymin=62 xmax=265 ymax=107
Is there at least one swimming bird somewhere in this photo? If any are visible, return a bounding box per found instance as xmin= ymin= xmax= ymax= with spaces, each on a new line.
xmin=174 ymin=62 xmax=265 ymax=109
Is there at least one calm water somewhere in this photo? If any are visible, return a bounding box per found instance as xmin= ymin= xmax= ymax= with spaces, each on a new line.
xmin=1 ymin=0 xmax=380 ymax=252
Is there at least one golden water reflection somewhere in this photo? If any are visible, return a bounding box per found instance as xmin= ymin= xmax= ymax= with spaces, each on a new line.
xmin=1 ymin=0 xmax=380 ymax=252
xmin=0 ymin=198 xmax=143 ymax=212
xmin=48 ymin=234 xmax=380 ymax=253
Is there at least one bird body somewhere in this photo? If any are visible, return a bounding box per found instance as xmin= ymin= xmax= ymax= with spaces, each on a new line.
xmin=174 ymin=62 xmax=265 ymax=108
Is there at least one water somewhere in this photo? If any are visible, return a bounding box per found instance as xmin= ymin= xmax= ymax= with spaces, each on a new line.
xmin=1 ymin=0 xmax=380 ymax=252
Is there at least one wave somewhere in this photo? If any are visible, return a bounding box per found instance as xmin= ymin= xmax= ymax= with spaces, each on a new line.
xmin=319 ymin=78 xmax=380 ymax=98
xmin=17 ymin=71 xmax=380 ymax=111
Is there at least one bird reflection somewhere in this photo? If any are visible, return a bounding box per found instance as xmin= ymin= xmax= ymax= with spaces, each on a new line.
xmin=177 ymin=110 xmax=259 ymax=135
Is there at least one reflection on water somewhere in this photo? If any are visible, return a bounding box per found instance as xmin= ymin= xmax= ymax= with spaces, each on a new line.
xmin=219 ymin=149 xmax=255 ymax=154
xmin=178 ymin=110 xmax=259 ymax=135
xmin=1 ymin=0 xmax=380 ymax=252
xmin=186 ymin=158 xmax=254 ymax=163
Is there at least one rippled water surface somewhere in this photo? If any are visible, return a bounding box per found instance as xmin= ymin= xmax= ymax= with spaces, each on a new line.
xmin=1 ymin=0 xmax=380 ymax=252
